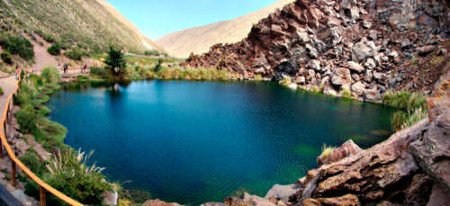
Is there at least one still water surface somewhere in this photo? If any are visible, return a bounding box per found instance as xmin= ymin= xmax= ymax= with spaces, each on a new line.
xmin=48 ymin=80 xmax=395 ymax=205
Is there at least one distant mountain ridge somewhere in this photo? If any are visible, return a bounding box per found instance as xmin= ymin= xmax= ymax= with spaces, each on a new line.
xmin=156 ymin=0 xmax=295 ymax=58
xmin=0 ymin=0 xmax=161 ymax=53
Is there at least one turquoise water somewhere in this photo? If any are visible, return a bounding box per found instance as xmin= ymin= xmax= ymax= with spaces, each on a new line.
xmin=48 ymin=80 xmax=395 ymax=205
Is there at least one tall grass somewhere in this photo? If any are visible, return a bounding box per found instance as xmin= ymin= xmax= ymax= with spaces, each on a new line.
xmin=382 ymin=91 xmax=428 ymax=131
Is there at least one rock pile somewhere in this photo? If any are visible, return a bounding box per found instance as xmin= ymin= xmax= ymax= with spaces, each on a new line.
xmin=184 ymin=0 xmax=449 ymax=101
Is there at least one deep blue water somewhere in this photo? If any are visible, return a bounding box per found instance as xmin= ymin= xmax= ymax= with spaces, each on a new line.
xmin=48 ymin=80 xmax=395 ymax=205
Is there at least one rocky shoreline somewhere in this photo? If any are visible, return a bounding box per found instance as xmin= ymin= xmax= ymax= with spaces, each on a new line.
xmin=143 ymin=74 xmax=449 ymax=206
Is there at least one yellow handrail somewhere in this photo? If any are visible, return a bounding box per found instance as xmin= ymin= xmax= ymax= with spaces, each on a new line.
xmin=0 ymin=88 xmax=83 ymax=206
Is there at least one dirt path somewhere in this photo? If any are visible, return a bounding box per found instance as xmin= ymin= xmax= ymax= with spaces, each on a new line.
xmin=30 ymin=40 xmax=58 ymax=74
xmin=0 ymin=76 xmax=18 ymax=113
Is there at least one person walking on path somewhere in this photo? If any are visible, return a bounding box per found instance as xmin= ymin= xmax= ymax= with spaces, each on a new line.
xmin=14 ymin=66 xmax=21 ymax=81
xmin=82 ymin=64 xmax=88 ymax=73
xmin=63 ymin=63 xmax=68 ymax=74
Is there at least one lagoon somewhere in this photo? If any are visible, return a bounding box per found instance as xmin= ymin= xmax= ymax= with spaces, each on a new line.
xmin=48 ymin=80 xmax=395 ymax=205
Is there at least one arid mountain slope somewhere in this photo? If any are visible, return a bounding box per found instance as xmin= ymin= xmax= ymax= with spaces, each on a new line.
xmin=185 ymin=0 xmax=449 ymax=102
xmin=0 ymin=0 xmax=161 ymax=53
xmin=156 ymin=0 xmax=295 ymax=58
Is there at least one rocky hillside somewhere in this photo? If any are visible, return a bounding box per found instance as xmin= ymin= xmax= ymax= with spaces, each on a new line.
xmin=184 ymin=0 xmax=449 ymax=102
xmin=156 ymin=0 xmax=295 ymax=58
xmin=0 ymin=0 xmax=161 ymax=54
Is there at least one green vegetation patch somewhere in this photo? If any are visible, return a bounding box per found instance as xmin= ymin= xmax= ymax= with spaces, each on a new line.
xmin=0 ymin=34 xmax=34 ymax=60
xmin=47 ymin=43 xmax=61 ymax=56
xmin=382 ymin=91 xmax=428 ymax=131
xmin=0 ymin=51 xmax=13 ymax=64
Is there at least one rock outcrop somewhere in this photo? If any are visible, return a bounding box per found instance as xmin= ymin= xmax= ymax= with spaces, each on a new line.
xmin=184 ymin=0 xmax=449 ymax=101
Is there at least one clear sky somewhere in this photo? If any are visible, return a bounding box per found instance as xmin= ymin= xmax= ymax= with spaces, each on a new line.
xmin=107 ymin=0 xmax=277 ymax=40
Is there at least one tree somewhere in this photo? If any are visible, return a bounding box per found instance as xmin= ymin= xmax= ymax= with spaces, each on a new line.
xmin=154 ymin=58 xmax=163 ymax=72
xmin=104 ymin=46 xmax=126 ymax=77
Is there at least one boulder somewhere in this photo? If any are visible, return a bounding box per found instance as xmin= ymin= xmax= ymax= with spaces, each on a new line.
xmin=201 ymin=203 xmax=227 ymax=206
xmin=365 ymin=69 xmax=374 ymax=82
xmin=303 ymin=194 xmax=360 ymax=206
xmin=426 ymin=184 xmax=450 ymax=206
xmin=307 ymin=60 xmax=321 ymax=72
xmin=348 ymin=61 xmax=365 ymax=73
xmin=265 ymin=184 xmax=300 ymax=203
xmin=417 ymin=45 xmax=437 ymax=56
xmin=364 ymin=86 xmax=381 ymax=101
xmin=331 ymin=68 xmax=352 ymax=87
xmin=352 ymin=39 xmax=378 ymax=62
xmin=410 ymin=109 xmax=450 ymax=190
xmin=297 ymin=30 xmax=310 ymax=44
xmin=364 ymin=58 xmax=377 ymax=70
xmin=317 ymin=140 xmax=363 ymax=166
xmin=102 ymin=190 xmax=118 ymax=206
xmin=143 ymin=200 xmax=181 ymax=206
xmin=290 ymin=119 xmax=430 ymax=205
xmin=351 ymin=81 xmax=366 ymax=97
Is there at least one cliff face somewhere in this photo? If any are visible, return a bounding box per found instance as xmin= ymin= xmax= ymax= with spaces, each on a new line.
xmin=184 ymin=0 xmax=449 ymax=101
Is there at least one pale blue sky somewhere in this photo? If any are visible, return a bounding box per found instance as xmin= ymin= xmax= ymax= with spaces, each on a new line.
xmin=107 ymin=0 xmax=276 ymax=39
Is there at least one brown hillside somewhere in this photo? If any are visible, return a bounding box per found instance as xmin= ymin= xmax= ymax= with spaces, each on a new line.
xmin=156 ymin=0 xmax=295 ymax=58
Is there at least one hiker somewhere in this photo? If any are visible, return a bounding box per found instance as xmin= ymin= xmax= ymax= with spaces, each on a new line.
xmin=82 ymin=64 xmax=88 ymax=73
xmin=15 ymin=66 xmax=21 ymax=81
xmin=63 ymin=63 xmax=68 ymax=73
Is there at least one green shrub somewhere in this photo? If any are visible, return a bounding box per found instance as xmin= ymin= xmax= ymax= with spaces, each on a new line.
xmin=382 ymin=91 xmax=426 ymax=112
xmin=1 ymin=51 xmax=13 ymax=64
xmin=16 ymin=105 xmax=39 ymax=133
xmin=383 ymin=91 xmax=428 ymax=131
xmin=404 ymin=108 xmax=428 ymax=127
xmin=144 ymin=50 xmax=161 ymax=56
xmin=20 ymin=149 xmax=46 ymax=176
xmin=0 ymin=35 xmax=34 ymax=60
xmin=37 ymin=105 xmax=51 ymax=116
xmin=47 ymin=44 xmax=61 ymax=55
xmin=0 ymin=87 xmax=3 ymax=95
xmin=43 ymin=149 xmax=111 ymax=205
xmin=41 ymin=67 xmax=61 ymax=84
xmin=90 ymin=67 xmax=107 ymax=76
xmin=28 ymin=74 xmax=43 ymax=87
xmin=65 ymin=48 xmax=84 ymax=61
xmin=35 ymin=118 xmax=67 ymax=149
xmin=15 ymin=81 xmax=38 ymax=106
